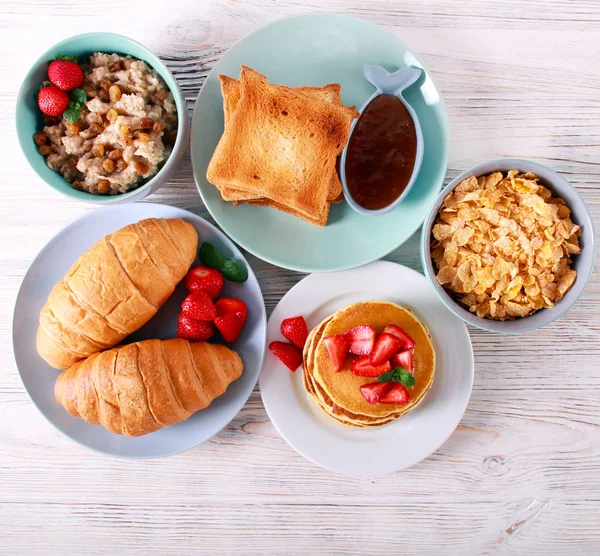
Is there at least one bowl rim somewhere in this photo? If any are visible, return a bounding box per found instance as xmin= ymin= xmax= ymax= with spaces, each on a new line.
xmin=420 ymin=157 xmax=597 ymax=333
xmin=15 ymin=31 xmax=187 ymax=204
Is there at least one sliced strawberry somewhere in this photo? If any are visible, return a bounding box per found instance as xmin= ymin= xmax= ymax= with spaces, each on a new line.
xmin=281 ymin=316 xmax=309 ymax=349
xmin=214 ymin=313 xmax=244 ymax=343
xmin=181 ymin=291 xmax=217 ymax=321
xmin=392 ymin=348 xmax=414 ymax=375
xmin=349 ymin=356 xmax=392 ymax=377
xmin=214 ymin=297 xmax=248 ymax=343
xmin=339 ymin=325 xmax=376 ymax=355
xmin=383 ymin=324 xmax=415 ymax=350
xmin=184 ymin=265 xmax=224 ymax=300
xmin=360 ymin=381 xmax=393 ymax=404
xmin=323 ymin=335 xmax=348 ymax=372
xmin=177 ymin=314 xmax=215 ymax=341
xmin=380 ymin=383 xmax=410 ymax=405
xmin=215 ymin=297 xmax=248 ymax=319
xmin=370 ymin=333 xmax=402 ymax=366
xmin=269 ymin=341 xmax=303 ymax=372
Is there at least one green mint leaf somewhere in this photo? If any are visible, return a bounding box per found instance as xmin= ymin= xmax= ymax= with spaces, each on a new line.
xmin=63 ymin=108 xmax=80 ymax=123
xmin=71 ymin=88 xmax=87 ymax=105
xmin=220 ymin=259 xmax=248 ymax=282
xmin=377 ymin=369 xmax=395 ymax=383
xmin=68 ymin=101 xmax=76 ymax=109
xmin=391 ymin=367 xmax=415 ymax=388
xmin=199 ymin=242 xmax=223 ymax=269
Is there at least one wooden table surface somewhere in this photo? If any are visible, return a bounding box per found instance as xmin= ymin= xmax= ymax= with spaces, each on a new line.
xmin=1 ymin=0 xmax=599 ymax=553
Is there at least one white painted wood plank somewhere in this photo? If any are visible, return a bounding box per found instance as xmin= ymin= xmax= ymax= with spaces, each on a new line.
xmin=0 ymin=0 xmax=599 ymax=553
xmin=3 ymin=500 xmax=599 ymax=555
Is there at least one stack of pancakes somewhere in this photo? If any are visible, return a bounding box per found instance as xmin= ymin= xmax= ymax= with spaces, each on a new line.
xmin=303 ymin=301 xmax=436 ymax=428
xmin=206 ymin=66 xmax=358 ymax=226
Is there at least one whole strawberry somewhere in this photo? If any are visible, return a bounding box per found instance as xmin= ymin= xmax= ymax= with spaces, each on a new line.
xmin=177 ymin=314 xmax=215 ymax=341
xmin=37 ymin=86 xmax=70 ymax=117
xmin=184 ymin=265 xmax=224 ymax=300
xmin=181 ymin=292 xmax=217 ymax=321
xmin=269 ymin=341 xmax=303 ymax=372
xmin=281 ymin=316 xmax=308 ymax=349
xmin=48 ymin=59 xmax=84 ymax=91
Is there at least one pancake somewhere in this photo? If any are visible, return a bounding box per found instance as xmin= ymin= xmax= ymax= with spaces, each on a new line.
xmin=311 ymin=301 xmax=435 ymax=421
xmin=303 ymin=317 xmax=402 ymax=427
xmin=302 ymin=315 xmax=401 ymax=427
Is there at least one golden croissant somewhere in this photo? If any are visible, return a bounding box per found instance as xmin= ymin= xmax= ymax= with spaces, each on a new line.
xmin=37 ymin=218 xmax=198 ymax=369
xmin=55 ymin=338 xmax=244 ymax=436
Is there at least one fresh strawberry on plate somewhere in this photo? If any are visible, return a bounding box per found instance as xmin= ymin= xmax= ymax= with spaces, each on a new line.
xmin=215 ymin=297 xmax=248 ymax=320
xmin=360 ymin=381 xmax=393 ymax=404
xmin=392 ymin=349 xmax=414 ymax=374
xmin=181 ymin=291 xmax=217 ymax=321
xmin=379 ymin=383 xmax=410 ymax=405
xmin=214 ymin=297 xmax=248 ymax=343
xmin=281 ymin=316 xmax=308 ymax=349
xmin=349 ymin=356 xmax=392 ymax=377
xmin=177 ymin=314 xmax=215 ymax=341
xmin=323 ymin=335 xmax=348 ymax=372
xmin=339 ymin=325 xmax=376 ymax=355
xmin=184 ymin=265 xmax=224 ymax=300
xmin=269 ymin=341 xmax=303 ymax=372
xmin=383 ymin=324 xmax=415 ymax=351
xmin=370 ymin=332 xmax=402 ymax=365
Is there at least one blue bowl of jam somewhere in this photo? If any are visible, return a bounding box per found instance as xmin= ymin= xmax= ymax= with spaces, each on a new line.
xmin=340 ymin=65 xmax=424 ymax=215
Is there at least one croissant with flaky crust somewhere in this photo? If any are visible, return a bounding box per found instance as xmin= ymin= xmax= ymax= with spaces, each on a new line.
xmin=55 ymin=338 xmax=244 ymax=436
xmin=37 ymin=218 xmax=198 ymax=370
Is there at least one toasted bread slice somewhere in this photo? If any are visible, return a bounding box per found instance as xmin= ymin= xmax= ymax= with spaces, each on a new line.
xmin=219 ymin=75 xmax=342 ymax=126
xmin=207 ymin=66 xmax=357 ymax=222
xmin=217 ymin=75 xmax=343 ymax=202
xmin=243 ymin=197 xmax=330 ymax=227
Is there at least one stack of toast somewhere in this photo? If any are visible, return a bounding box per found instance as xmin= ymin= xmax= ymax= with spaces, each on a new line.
xmin=206 ymin=66 xmax=359 ymax=226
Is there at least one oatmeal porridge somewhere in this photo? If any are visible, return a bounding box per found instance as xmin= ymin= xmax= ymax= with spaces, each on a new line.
xmin=34 ymin=52 xmax=178 ymax=195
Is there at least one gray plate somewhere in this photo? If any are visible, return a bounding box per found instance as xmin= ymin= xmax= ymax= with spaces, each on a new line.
xmin=12 ymin=203 xmax=267 ymax=458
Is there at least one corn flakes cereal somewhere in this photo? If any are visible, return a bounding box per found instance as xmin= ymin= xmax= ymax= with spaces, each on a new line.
xmin=431 ymin=170 xmax=581 ymax=320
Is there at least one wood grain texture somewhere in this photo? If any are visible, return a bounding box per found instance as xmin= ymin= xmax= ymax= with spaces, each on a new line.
xmin=1 ymin=0 xmax=599 ymax=554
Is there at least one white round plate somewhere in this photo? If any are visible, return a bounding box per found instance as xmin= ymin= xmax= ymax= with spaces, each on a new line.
xmin=12 ymin=203 xmax=267 ymax=459
xmin=259 ymin=261 xmax=474 ymax=476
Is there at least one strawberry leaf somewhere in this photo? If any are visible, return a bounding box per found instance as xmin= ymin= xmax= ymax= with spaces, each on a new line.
xmin=36 ymin=81 xmax=52 ymax=97
xmin=56 ymin=53 xmax=77 ymax=62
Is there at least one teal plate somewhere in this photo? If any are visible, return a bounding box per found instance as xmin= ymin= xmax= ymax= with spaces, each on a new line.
xmin=191 ymin=13 xmax=449 ymax=272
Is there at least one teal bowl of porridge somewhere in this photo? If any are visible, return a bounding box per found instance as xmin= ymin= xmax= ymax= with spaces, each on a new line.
xmin=16 ymin=33 xmax=189 ymax=204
